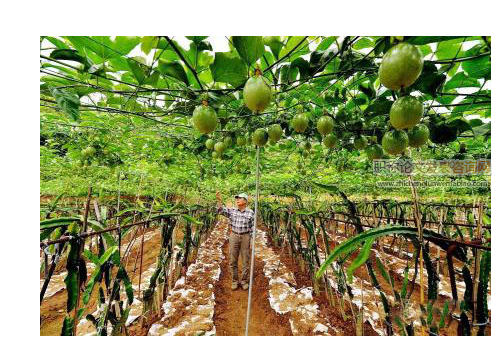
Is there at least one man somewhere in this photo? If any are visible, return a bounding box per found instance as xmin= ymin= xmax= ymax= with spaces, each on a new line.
xmin=216 ymin=191 xmax=255 ymax=291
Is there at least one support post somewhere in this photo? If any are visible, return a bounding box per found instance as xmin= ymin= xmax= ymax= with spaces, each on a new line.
xmin=245 ymin=146 xmax=261 ymax=336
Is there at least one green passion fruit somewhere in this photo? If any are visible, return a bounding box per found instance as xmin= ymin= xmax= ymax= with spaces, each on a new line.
xmin=354 ymin=135 xmax=368 ymax=150
xmin=390 ymin=95 xmax=424 ymax=130
xmin=223 ymin=136 xmax=232 ymax=147
xmin=365 ymin=144 xmax=384 ymax=160
xmin=323 ymin=133 xmax=338 ymax=148
xmin=268 ymin=124 xmax=283 ymax=142
xmin=214 ymin=142 xmax=225 ymax=153
xmin=205 ymin=139 xmax=215 ymax=150
xmin=192 ymin=104 xmax=218 ymax=134
xmin=379 ymin=42 xmax=424 ymax=91
xmin=212 ymin=151 xmax=220 ymax=159
xmin=252 ymin=128 xmax=269 ymax=146
xmin=317 ymin=116 xmax=334 ymax=136
xmin=291 ymin=113 xmax=309 ymax=133
xmin=382 ymin=129 xmax=409 ymax=155
xmin=236 ymin=136 xmax=246 ymax=146
xmin=243 ymin=73 xmax=272 ymax=113
xmin=407 ymin=123 xmax=430 ymax=148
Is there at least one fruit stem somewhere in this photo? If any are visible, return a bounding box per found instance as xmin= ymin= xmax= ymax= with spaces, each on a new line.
xmin=254 ymin=68 xmax=262 ymax=76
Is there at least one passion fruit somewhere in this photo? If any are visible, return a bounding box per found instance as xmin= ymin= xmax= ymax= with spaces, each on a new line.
xmin=323 ymin=133 xmax=338 ymax=148
xmin=379 ymin=42 xmax=424 ymax=90
xmin=365 ymin=144 xmax=384 ymax=160
xmin=85 ymin=146 xmax=96 ymax=157
xmin=212 ymin=151 xmax=220 ymax=159
xmin=291 ymin=113 xmax=309 ymax=133
xmin=236 ymin=136 xmax=246 ymax=146
xmin=205 ymin=139 xmax=215 ymax=150
xmin=252 ymin=128 xmax=269 ymax=146
xmin=354 ymin=135 xmax=368 ymax=150
xmin=268 ymin=124 xmax=283 ymax=142
xmin=243 ymin=73 xmax=272 ymax=113
xmin=382 ymin=129 xmax=409 ymax=155
xmin=390 ymin=95 xmax=424 ymax=130
xmin=192 ymin=104 xmax=218 ymax=134
xmin=407 ymin=123 xmax=429 ymax=148
xmin=223 ymin=136 xmax=232 ymax=148
xmin=317 ymin=115 xmax=334 ymax=136
xmin=214 ymin=142 xmax=225 ymax=153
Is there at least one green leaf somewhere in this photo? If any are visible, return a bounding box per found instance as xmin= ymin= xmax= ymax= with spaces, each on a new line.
xmin=186 ymin=36 xmax=208 ymax=43
xmin=158 ymin=60 xmax=190 ymax=86
xmin=67 ymin=36 xmax=140 ymax=61
xmin=316 ymin=225 xmax=418 ymax=278
xmin=141 ymin=36 xmax=158 ymax=55
xmin=447 ymin=119 xmax=473 ymax=136
xmin=473 ymin=122 xmax=491 ymax=138
xmin=279 ymin=36 xmax=309 ymax=61
xmin=410 ymin=61 xmax=446 ymax=97
xmin=364 ymin=98 xmax=393 ymax=117
xmin=49 ymin=87 xmax=80 ymax=121
xmin=82 ymin=267 xmax=101 ymax=305
xmin=117 ymin=266 xmax=134 ymax=304
xmin=232 ymin=36 xmax=264 ymax=66
xmin=40 ymin=217 xmax=80 ymax=230
xmin=439 ymin=300 xmax=449 ymax=328
xmin=462 ymin=47 xmax=490 ymax=79
xmin=45 ymin=37 xmax=69 ymax=49
xmin=127 ymin=58 xmax=147 ymax=84
xmin=99 ymin=245 xmax=118 ymax=265
xmin=64 ymin=240 xmax=81 ymax=312
xmin=49 ymin=49 xmax=90 ymax=69
xmin=444 ymin=71 xmax=480 ymax=90
xmin=83 ymin=249 xmax=100 ymax=265
xmin=406 ymin=36 xmax=467 ymax=45
xmin=346 ymin=238 xmax=374 ymax=283
xmin=435 ymin=38 xmax=464 ymax=60
xmin=210 ymin=52 xmax=248 ymax=87
xmin=290 ymin=58 xmax=310 ymax=80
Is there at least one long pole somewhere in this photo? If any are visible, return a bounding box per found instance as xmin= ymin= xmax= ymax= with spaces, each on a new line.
xmin=73 ymin=186 xmax=92 ymax=336
xmin=245 ymin=146 xmax=261 ymax=336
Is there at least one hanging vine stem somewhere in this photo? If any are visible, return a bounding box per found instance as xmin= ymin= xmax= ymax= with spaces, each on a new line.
xmin=163 ymin=36 xmax=204 ymax=90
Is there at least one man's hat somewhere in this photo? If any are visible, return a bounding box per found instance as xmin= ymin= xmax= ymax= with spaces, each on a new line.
xmin=235 ymin=193 xmax=249 ymax=200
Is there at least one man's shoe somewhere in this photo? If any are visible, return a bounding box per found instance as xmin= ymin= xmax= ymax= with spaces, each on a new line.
xmin=241 ymin=282 xmax=249 ymax=290
xmin=231 ymin=282 xmax=238 ymax=290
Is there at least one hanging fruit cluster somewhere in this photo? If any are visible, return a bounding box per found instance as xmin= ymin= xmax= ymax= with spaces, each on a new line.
xmin=379 ymin=42 xmax=429 ymax=156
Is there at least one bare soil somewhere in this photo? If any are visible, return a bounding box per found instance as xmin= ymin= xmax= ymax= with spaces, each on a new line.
xmin=213 ymin=239 xmax=293 ymax=336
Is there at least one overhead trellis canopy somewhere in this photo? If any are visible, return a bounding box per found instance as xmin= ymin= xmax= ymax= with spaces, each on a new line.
xmin=40 ymin=36 xmax=490 ymax=138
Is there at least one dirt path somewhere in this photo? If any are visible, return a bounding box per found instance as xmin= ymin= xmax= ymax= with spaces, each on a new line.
xmin=214 ymin=240 xmax=293 ymax=336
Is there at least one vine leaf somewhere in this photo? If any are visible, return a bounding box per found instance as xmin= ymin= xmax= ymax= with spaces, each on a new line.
xmin=49 ymin=87 xmax=80 ymax=122
xmin=210 ymin=52 xmax=247 ymax=87
xmin=232 ymin=36 xmax=264 ymax=67
xmin=158 ymin=60 xmax=190 ymax=86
